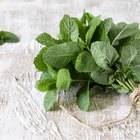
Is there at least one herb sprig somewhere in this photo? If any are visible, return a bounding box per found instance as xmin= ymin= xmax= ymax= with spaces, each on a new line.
xmin=34 ymin=12 xmax=140 ymax=111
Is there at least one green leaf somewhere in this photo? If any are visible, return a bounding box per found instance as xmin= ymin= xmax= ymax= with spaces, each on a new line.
xmin=44 ymin=89 xmax=57 ymax=111
xmin=0 ymin=31 xmax=19 ymax=44
xmin=109 ymin=22 xmax=139 ymax=46
xmin=131 ymin=66 xmax=140 ymax=82
xmin=91 ymin=68 xmax=115 ymax=85
xmin=34 ymin=47 xmax=48 ymax=71
xmin=91 ymin=41 xmax=119 ymax=70
xmin=36 ymin=33 xmax=61 ymax=47
xmin=43 ymin=42 xmax=83 ymax=69
xmin=86 ymin=16 xmax=101 ymax=45
xmin=35 ymin=79 xmax=56 ymax=92
xmin=81 ymin=12 xmax=94 ymax=26
xmin=72 ymin=17 xmax=86 ymax=41
xmin=40 ymin=71 xmax=53 ymax=79
xmin=56 ymin=68 xmax=72 ymax=90
xmin=120 ymin=45 xmax=138 ymax=66
xmin=77 ymin=82 xmax=90 ymax=111
xmin=98 ymin=18 xmax=113 ymax=43
xmin=75 ymin=51 xmax=97 ymax=72
xmin=60 ymin=15 xmax=79 ymax=42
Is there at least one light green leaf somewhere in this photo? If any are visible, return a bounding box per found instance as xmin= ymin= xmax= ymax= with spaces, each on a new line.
xmin=44 ymin=89 xmax=57 ymax=111
xmin=109 ymin=22 xmax=139 ymax=46
xmin=120 ymin=45 xmax=138 ymax=66
xmin=77 ymin=82 xmax=90 ymax=111
xmin=56 ymin=68 xmax=72 ymax=90
xmin=86 ymin=16 xmax=101 ymax=45
xmin=91 ymin=41 xmax=119 ymax=70
xmin=0 ymin=31 xmax=19 ymax=44
xmin=36 ymin=33 xmax=60 ymax=47
xmin=40 ymin=71 xmax=53 ymax=79
xmin=34 ymin=47 xmax=48 ymax=71
xmin=43 ymin=42 xmax=83 ymax=69
xmin=35 ymin=79 xmax=56 ymax=92
xmin=91 ymin=68 xmax=115 ymax=85
xmin=60 ymin=15 xmax=79 ymax=42
xmin=75 ymin=51 xmax=97 ymax=72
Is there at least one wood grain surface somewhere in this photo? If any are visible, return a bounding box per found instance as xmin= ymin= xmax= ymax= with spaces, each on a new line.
xmin=0 ymin=0 xmax=140 ymax=140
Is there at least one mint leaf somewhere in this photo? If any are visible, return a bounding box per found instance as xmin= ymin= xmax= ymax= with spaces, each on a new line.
xmin=81 ymin=12 xmax=94 ymax=26
xmin=34 ymin=47 xmax=48 ymax=71
xmin=120 ymin=45 xmax=138 ymax=66
xmin=0 ymin=31 xmax=19 ymax=45
xmin=35 ymin=79 xmax=56 ymax=92
xmin=44 ymin=89 xmax=57 ymax=111
xmin=91 ymin=68 xmax=114 ymax=85
xmin=56 ymin=68 xmax=72 ymax=90
xmin=43 ymin=42 xmax=83 ymax=69
xmin=72 ymin=17 xmax=86 ymax=41
xmin=75 ymin=51 xmax=97 ymax=73
xmin=77 ymin=82 xmax=90 ymax=111
xmin=60 ymin=15 xmax=79 ymax=42
xmin=91 ymin=41 xmax=119 ymax=70
xmin=98 ymin=18 xmax=113 ymax=43
xmin=36 ymin=33 xmax=60 ymax=47
xmin=109 ymin=22 xmax=139 ymax=46
xmin=86 ymin=16 xmax=101 ymax=45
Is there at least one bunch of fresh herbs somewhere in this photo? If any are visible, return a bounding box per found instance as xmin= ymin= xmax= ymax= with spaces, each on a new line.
xmin=34 ymin=12 xmax=140 ymax=111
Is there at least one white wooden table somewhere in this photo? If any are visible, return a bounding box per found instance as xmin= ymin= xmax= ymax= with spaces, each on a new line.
xmin=0 ymin=0 xmax=140 ymax=140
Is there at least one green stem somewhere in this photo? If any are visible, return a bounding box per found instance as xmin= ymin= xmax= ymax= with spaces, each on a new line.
xmin=127 ymin=79 xmax=135 ymax=90
xmin=116 ymin=79 xmax=129 ymax=90
xmin=125 ymin=81 xmax=133 ymax=91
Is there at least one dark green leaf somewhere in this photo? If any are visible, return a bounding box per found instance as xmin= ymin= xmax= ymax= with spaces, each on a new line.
xmin=75 ymin=51 xmax=97 ymax=72
xmin=44 ymin=89 xmax=57 ymax=111
xmin=34 ymin=47 xmax=48 ymax=71
xmin=91 ymin=68 xmax=115 ymax=85
xmin=72 ymin=17 xmax=86 ymax=41
xmin=0 ymin=31 xmax=19 ymax=44
xmin=109 ymin=22 xmax=139 ymax=46
xmin=77 ymin=82 xmax=90 ymax=111
xmin=56 ymin=68 xmax=72 ymax=90
xmin=86 ymin=16 xmax=101 ymax=45
xmin=60 ymin=15 xmax=79 ymax=42
xmin=120 ymin=45 xmax=138 ymax=66
xmin=43 ymin=42 xmax=83 ymax=69
xmin=91 ymin=41 xmax=119 ymax=70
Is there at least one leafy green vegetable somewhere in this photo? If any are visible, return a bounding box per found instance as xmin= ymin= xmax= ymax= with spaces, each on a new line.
xmin=56 ymin=68 xmax=72 ymax=90
xmin=91 ymin=41 xmax=119 ymax=70
xmin=34 ymin=12 xmax=140 ymax=111
xmin=86 ymin=16 xmax=101 ymax=45
xmin=75 ymin=51 xmax=97 ymax=72
xmin=77 ymin=81 xmax=90 ymax=111
xmin=0 ymin=31 xmax=19 ymax=45
xmin=60 ymin=15 xmax=79 ymax=42
xmin=91 ymin=68 xmax=115 ymax=85
xmin=44 ymin=89 xmax=57 ymax=111
xmin=109 ymin=22 xmax=138 ymax=46
xmin=43 ymin=42 xmax=83 ymax=69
